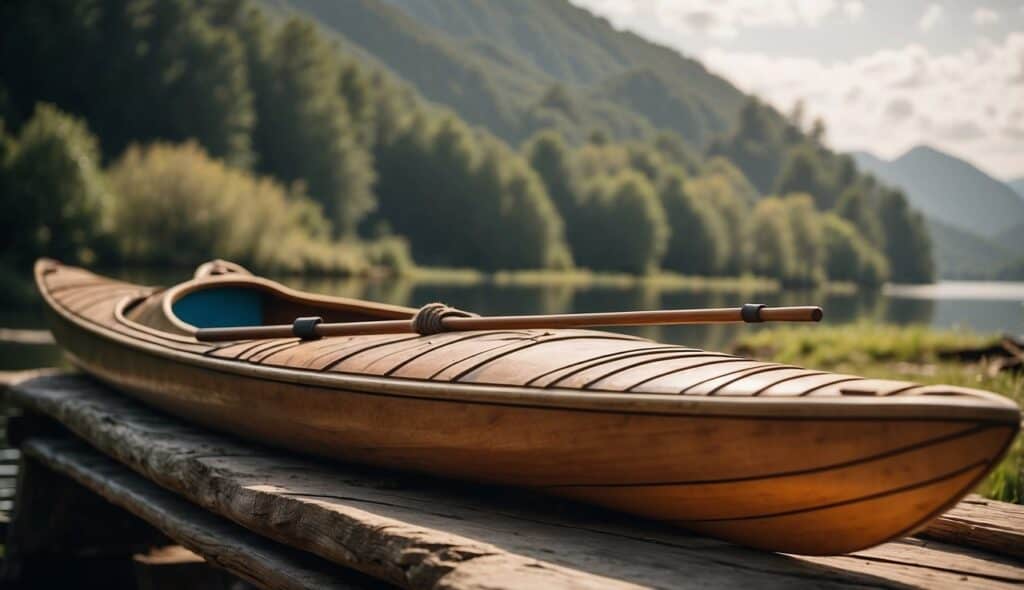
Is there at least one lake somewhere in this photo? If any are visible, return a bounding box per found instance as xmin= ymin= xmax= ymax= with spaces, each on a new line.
xmin=4 ymin=270 xmax=1024 ymax=372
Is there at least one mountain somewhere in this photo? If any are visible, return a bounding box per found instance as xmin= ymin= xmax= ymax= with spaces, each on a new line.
xmin=1009 ymin=178 xmax=1024 ymax=199
xmin=852 ymin=146 xmax=1024 ymax=239
xmin=925 ymin=218 xmax=1018 ymax=279
xmin=261 ymin=0 xmax=744 ymax=147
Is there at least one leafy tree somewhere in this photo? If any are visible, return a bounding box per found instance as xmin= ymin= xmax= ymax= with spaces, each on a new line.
xmin=0 ymin=105 xmax=109 ymax=268
xmin=749 ymin=197 xmax=796 ymax=280
xmin=779 ymin=194 xmax=825 ymax=285
xmin=879 ymin=189 xmax=934 ymax=283
xmin=524 ymin=130 xmax=579 ymax=217
xmin=836 ymin=184 xmax=884 ymax=246
xmin=0 ymin=0 xmax=255 ymax=165
xmin=685 ymin=173 xmax=747 ymax=275
xmin=707 ymin=98 xmax=782 ymax=193
xmin=376 ymin=113 xmax=570 ymax=269
xmin=652 ymin=131 xmax=700 ymax=174
xmin=242 ymin=17 xmax=375 ymax=236
xmin=574 ymin=171 xmax=667 ymax=274
xmin=822 ymin=213 xmax=889 ymax=285
xmin=773 ymin=145 xmax=832 ymax=209
xmin=105 ymin=141 xmax=371 ymax=273
xmin=658 ymin=169 xmax=727 ymax=275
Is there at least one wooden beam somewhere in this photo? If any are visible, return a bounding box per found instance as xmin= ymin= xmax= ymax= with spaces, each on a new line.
xmin=919 ymin=495 xmax=1024 ymax=560
xmin=19 ymin=435 xmax=379 ymax=590
xmin=9 ymin=373 xmax=1024 ymax=589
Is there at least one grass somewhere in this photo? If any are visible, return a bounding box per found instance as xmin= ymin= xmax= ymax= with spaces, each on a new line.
xmin=734 ymin=323 xmax=1023 ymax=504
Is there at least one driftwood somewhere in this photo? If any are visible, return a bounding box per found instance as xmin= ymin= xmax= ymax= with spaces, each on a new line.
xmin=7 ymin=372 xmax=1024 ymax=589
xmin=939 ymin=336 xmax=1024 ymax=375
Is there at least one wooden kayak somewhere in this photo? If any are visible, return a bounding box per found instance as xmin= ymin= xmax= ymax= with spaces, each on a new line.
xmin=35 ymin=258 xmax=1020 ymax=555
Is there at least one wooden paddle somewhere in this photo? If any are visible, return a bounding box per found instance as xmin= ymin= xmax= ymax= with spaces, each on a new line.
xmin=195 ymin=303 xmax=823 ymax=342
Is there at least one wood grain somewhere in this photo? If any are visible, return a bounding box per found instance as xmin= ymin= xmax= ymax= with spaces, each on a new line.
xmin=920 ymin=494 xmax=1024 ymax=560
xmin=31 ymin=260 xmax=1022 ymax=554
xmin=10 ymin=373 xmax=1024 ymax=589
xmin=19 ymin=436 xmax=383 ymax=590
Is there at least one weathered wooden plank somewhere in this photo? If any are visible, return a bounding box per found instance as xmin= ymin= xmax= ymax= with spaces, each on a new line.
xmin=19 ymin=435 xmax=382 ymax=590
xmin=9 ymin=373 xmax=1024 ymax=589
xmin=919 ymin=495 xmax=1024 ymax=560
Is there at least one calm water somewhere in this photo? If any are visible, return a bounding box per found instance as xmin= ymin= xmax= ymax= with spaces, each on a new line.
xmin=4 ymin=270 xmax=1024 ymax=371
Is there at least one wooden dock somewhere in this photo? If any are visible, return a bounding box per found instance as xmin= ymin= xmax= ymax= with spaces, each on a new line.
xmin=2 ymin=371 xmax=1023 ymax=589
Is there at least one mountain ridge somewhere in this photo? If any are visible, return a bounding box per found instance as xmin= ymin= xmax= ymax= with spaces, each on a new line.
xmin=852 ymin=145 xmax=1024 ymax=238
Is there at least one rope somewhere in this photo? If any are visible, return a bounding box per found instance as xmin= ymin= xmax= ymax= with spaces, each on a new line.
xmin=412 ymin=303 xmax=478 ymax=335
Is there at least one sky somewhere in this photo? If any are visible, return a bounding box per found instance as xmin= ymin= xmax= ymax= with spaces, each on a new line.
xmin=570 ymin=0 xmax=1024 ymax=181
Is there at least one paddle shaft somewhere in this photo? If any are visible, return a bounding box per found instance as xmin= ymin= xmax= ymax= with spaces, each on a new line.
xmin=195 ymin=305 xmax=823 ymax=342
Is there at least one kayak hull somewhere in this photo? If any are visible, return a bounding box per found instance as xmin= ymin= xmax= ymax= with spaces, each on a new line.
xmin=36 ymin=260 xmax=1021 ymax=555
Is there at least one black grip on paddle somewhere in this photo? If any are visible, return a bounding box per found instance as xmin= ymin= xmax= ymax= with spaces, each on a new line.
xmin=292 ymin=316 xmax=323 ymax=340
xmin=741 ymin=303 xmax=766 ymax=323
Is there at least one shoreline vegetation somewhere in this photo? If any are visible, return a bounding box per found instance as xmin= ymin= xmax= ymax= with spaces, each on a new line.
xmin=2 ymin=0 xmax=933 ymax=288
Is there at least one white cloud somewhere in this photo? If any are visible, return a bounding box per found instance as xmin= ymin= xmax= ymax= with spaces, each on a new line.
xmin=701 ymin=33 xmax=1024 ymax=177
xmin=842 ymin=1 xmax=865 ymax=22
xmin=973 ymin=7 xmax=999 ymax=26
xmin=571 ymin=0 xmax=840 ymax=39
xmin=918 ymin=4 xmax=943 ymax=31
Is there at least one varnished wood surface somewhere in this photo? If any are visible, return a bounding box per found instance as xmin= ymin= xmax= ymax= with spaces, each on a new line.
xmin=10 ymin=374 xmax=1024 ymax=589
xmin=32 ymin=260 xmax=1022 ymax=554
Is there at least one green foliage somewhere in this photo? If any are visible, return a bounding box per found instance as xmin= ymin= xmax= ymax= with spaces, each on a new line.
xmin=879 ymin=189 xmax=935 ymax=283
xmin=780 ymin=194 xmax=825 ymax=285
xmin=658 ymin=169 xmax=727 ymax=275
xmin=836 ymin=183 xmax=884 ymax=246
xmin=749 ymin=197 xmax=797 ymax=282
xmin=375 ymin=114 xmax=571 ymax=270
xmin=0 ymin=0 xmax=935 ymax=283
xmin=242 ymin=17 xmax=375 ymax=236
xmin=686 ymin=168 xmax=750 ymax=274
xmin=0 ymin=105 xmax=109 ymax=268
xmin=0 ymin=0 xmax=255 ymax=165
xmin=573 ymin=171 xmax=668 ymax=274
xmin=774 ymin=144 xmax=831 ymax=208
xmin=105 ymin=141 xmax=406 ymax=274
xmin=822 ymin=214 xmax=889 ymax=285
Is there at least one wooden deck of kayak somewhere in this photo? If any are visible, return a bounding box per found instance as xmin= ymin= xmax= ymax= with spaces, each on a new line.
xmin=2 ymin=371 xmax=1023 ymax=589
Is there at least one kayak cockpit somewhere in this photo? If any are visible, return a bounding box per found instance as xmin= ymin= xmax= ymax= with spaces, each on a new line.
xmin=121 ymin=265 xmax=415 ymax=336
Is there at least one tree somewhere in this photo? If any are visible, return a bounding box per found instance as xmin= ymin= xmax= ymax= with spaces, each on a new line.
xmin=773 ymin=145 xmax=832 ymax=209
xmin=836 ymin=184 xmax=884 ymax=246
xmin=376 ymin=113 xmax=570 ymax=270
xmin=749 ymin=197 xmax=796 ymax=280
xmin=879 ymin=189 xmax=934 ymax=283
xmin=658 ymin=168 xmax=727 ymax=275
xmin=0 ymin=104 xmax=109 ymax=268
xmin=574 ymin=171 xmax=667 ymax=274
xmin=0 ymin=0 xmax=255 ymax=165
xmin=821 ymin=213 xmax=889 ymax=285
xmin=106 ymin=141 xmax=350 ymax=273
xmin=686 ymin=173 xmax=747 ymax=274
xmin=707 ymin=98 xmax=783 ymax=193
xmin=779 ymin=194 xmax=825 ymax=285
xmin=243 ymin=17 xmax=375 ymax=236
xmin=525 ymin=130 xmax=579 ymax=218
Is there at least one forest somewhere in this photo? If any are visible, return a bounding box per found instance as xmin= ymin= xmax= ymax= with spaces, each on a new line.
xmin=0 ymin=0 xmax=935 ymax=285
